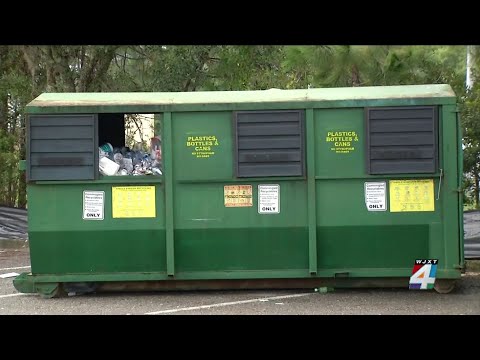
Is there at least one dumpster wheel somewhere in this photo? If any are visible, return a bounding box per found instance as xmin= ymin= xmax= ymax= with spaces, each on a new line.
xmin=433 ymin=279 xmax=456 ymax=294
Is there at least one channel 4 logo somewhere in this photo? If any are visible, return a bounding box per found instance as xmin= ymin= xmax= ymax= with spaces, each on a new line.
xmin=409 ymin=259 xmax=438 ymax=290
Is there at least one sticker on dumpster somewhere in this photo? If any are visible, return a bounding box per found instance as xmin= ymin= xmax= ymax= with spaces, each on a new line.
xmin=83 ymin=191 xmax=104 ymax=220
xmin=325 ymin=131 xmax=359 ymax=154
xmin=112 ymin=186 xmax=156 ymax=218
xmin=186 ymin=135 xmax=219 ymax=158
xmin=258 ymin=184 xmax=280 ymax=214
xmin=224 ymin=185 xmax=252 ymax=207
xmin=409 ymin=259 xmax=438 ymax=290
xmin=364 ymin=182 xmax=386 ymax=211
xmin=389 ymin=179 xmax=434 ymax=212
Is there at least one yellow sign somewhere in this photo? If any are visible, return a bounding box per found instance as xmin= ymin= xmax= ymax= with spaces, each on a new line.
xmin=326 ymin=131 xmax=359 ymax=154
xmin=389 ymin=180 xmax=434 ymax=212
xmin=187 ymin=135 xmax=219 ymax=158
xmin=112 ymin=186 xmax=156 ymax=218
xmin=224 ymin=185 xmax=252 ymax=207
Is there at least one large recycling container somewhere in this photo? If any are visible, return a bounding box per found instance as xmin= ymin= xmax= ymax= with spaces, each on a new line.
xmin=14 ymin=84 xmax=464 ymax=297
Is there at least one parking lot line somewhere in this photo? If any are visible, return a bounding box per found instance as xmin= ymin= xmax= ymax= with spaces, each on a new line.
xmin=0 ymin=293 xmax=33 ymax=299
xmin=145 ymin=292 xmax=314 ymax=315
xmin=0 ymin=266 xmax=30 ymax=271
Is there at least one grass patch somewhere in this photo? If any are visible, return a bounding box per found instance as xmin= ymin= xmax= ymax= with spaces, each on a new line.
xmin=464 ymin=203 xmax=479 ymax=211
xmin=466 ymin=260 xmax=480 ymax=272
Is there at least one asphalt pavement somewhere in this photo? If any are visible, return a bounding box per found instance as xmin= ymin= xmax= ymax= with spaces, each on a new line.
xmin=1 ymin=248 xmax=479 ymax=315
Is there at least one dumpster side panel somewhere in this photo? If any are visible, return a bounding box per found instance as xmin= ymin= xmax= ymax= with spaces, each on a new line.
xmin=173 ymin=111 xmax=233 ymax=181
xmin=174 ymin=182 xmax=308 ymax=272
xmin=315 ymin=108 xmax=365 ymax=178
xmin=440 ymin=105 xmax=461 ymax=270
xmin=28 ymin=183 xmax=166 ymax=274
xmin=314 ymin=107 xmax=443 ymax=273
xmin=315 ymin=180 xmax=434 ymax=269
xmin=172 ymin=111 xmax=309 ymax=273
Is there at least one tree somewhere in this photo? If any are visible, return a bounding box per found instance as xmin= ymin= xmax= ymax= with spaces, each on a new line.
xmin=461 ymin=78 xmax=480 ymax=207
xmin=283 ymin=45 xmax=466 ymax=89
xmin=283 ymin=45 xmax=388 ymax=87
xmin=109 ymin=45 xmax=218 ymax=92
xmin=0 ymin=45 xmax=477 ymax=209
xmin=0 ymin=46 xmax=32 ymax=207
xmin=109 ymin=45 xmax=289 ymax=92
xmin=0 ymin=46 xmax=121 ymax=208
xmin=202 ymin=46 xmax=288 ymax=90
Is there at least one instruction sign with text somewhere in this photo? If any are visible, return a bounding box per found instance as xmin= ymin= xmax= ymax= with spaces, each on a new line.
xmin=112 ymin=186 xmax=156 ymax=218
xmin=258 ymin=184 xmax=280 ymax=214
xmin=364 ymin=182 xmax=387 ymax=211
xmin=83 ymin=191 xmax=104 ymax=220
xmin=224 ymin=185 xmax=252 ymax=207
xmin=389 ymin=179 xmax=435 ymax=212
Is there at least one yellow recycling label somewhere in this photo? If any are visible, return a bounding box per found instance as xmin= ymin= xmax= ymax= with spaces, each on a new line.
xmin=389 ymin=180 xmax=434 ymax=212
xmin=112 ymin=186 xmax=156 ymax=218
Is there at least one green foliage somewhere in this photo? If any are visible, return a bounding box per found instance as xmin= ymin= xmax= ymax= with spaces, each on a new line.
xmin=110 ymin=46 xmax=217 ymax=92
xmin=460 ymin=77 xmax=480 ymax=206
xmin=283 ymin=45 xmax=466 ymax=89
xmin=463 ymin=175 xmax=475 ymax=206
xmin=0 ymin=45 xmax=479 ymax=207
xmin=0 ymin=129 xmax=20 ymax=206
xmin=203 ymin=46 xmax=288 ymax=90
xmin=111 ymin=46 xmax=290 ymax=92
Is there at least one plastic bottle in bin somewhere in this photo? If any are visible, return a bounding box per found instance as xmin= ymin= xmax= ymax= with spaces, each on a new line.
xmin=123 ymin=153 xmax=133 ymax=174
xmin=99 ymin=142 xmax=113 ymax=159
xmin=113 ymin=152 xmax=125 ymax=167
xmin=99 ymin=157 xmax=120 ymax=176
xmin=150 ymin=137 xmax=162 ymax=174
xmin=132 ymin=151 xmax=143 ymax=166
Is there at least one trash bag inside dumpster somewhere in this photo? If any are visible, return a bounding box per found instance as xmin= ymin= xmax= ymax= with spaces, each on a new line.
xmin=98 ymin=113 xmax=162 ymax=176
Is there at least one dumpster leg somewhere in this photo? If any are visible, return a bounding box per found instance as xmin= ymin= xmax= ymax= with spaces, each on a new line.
xmin=13 ymin=273 xmax=36 ymax=294
xmin=36 ymin=283 xmax=66 ymax=299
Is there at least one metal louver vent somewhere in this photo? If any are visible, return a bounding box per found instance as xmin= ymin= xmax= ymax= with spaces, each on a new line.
xmin=27 ymin=114 xmax=97 ymax=181
xmin=234 ymin=110 xmax=305 ymax=177
xmin=366 ymin=106 xmax=438 ymax=174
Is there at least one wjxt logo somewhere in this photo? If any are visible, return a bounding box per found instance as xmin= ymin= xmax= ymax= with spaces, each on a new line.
xmin=409 ymin=259 xmax=438 ymax=290
xmin=415 ymin=259 xmax=438 ymax=265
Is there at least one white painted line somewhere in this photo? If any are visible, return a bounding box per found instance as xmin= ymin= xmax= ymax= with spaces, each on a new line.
xmin=0 ymin=272 xmax=19 ymax=279
xmin=145 ymin=292 xmax=313 ymax=315
xmin=0 ymin=266 xmax=30 ymax=271
xmin=0 ymin=293 xmax=35 ymax=299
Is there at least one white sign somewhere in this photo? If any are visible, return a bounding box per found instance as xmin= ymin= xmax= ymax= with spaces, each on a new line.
xmin=83 ymin=191 xmax=104 ymax=220
xmin=258 ymin=184 xmax=280 ymax=214
xmin=364 ymin=182 xmax=387 ymax=211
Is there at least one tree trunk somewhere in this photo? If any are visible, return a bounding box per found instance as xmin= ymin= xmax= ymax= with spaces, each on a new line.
xmin=17 ymin=113 xmax=27 ymax=208
xmin=475 ymin=171 xmax=479 ymax=209
xmin=78 ymin=46 xmax=119 ymax=91
xmin=0 ymin=46 xmax=9 ymax=132
xmin=351 ymin=64 xmax=361 ymax=86
xmin=0 ymin=93 xmax=8 ymax=132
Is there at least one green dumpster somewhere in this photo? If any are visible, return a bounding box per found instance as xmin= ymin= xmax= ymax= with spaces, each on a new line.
xmin=14 ymin=84 xmax=464 ymax=297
